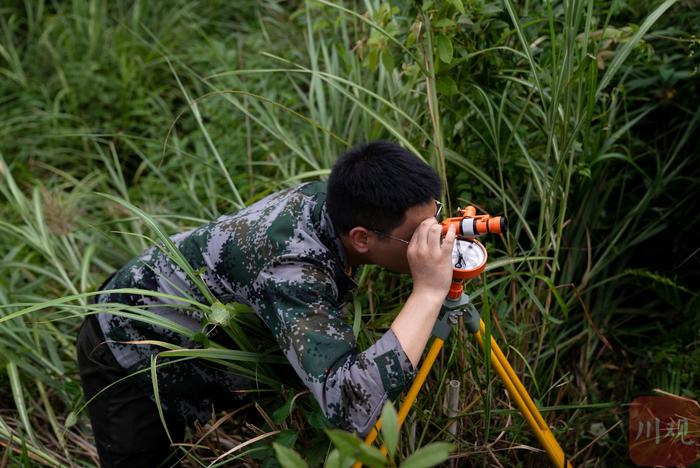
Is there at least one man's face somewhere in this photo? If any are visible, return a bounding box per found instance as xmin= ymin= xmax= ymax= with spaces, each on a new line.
xmin=368 ymin=200 xmax=439 ymax=274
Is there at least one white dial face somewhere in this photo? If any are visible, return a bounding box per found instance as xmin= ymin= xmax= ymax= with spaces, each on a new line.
xmin=452 ymin=239 xmax=486 ymax=270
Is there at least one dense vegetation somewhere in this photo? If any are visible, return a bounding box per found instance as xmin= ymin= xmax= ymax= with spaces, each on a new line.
xmin=1 ymin=0 xmax=698 ymax=466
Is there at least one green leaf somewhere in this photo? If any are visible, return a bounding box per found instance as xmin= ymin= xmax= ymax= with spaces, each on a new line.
xmin=227 ymin=301 xmax=254 ymax=314
xmin=272 ymin=396 xmax=294 ymax=423
xmin=324 ymin=449 xmax=351 ymax=468
xmin=534 ymin=275 xmax=568 ymax=318
xmin=191 ymin=332 xmax=210 ymax=348
xmin=208 ymin=301 xmax=230 ymax=326
xmin=352 ymin=297 xmax=362 ymax=338
xmin=356 ymin=444 xmax=386 ymax=468
xmin=7 ymin=361 xmax=36 ymax=443
xmin=448 ymin=0 xmax=466 ymax=15
xmin=480 ymin=2 xmax=503 ymax=16
xmin=276 ymin=429 xmax=298 ymax=448
xmin=433 ymin=18 xmax=456 ymax=29
xmin=367 ymin=49 xmax=379 ymax=71
xmin=65 ymin=410 xmax=78 ymax=428
xmin=436 ymin=75 xmax=459 ymax=96
xmin=325 ymin=430 xmax=362 ymax=456
xmin=400 ymin=443 xmax=454 ymax=468
xmin=437 ymin=34 xmax=453 ymax=64
xmin=325 ymin=449 xmax=339 ymax=468
xmin=273 ymin=442 xmax=309 ymax=468
xmin=380 ymin=402 xmax=399 ymax=459
xmin=381 ymin=49 xmax=395 ymax=71
xmin=309 ymin=411 xmax=329 ymax=429
xmin=325 ymin=430 xmax=386 ymax=467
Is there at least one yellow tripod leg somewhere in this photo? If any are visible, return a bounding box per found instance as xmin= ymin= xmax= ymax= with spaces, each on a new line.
xmin=474 ymin=319 xmax=572 ymax=468
xmin=354 ymin=299 xmax=572 ymax=467
xmin=352 ymin=337 xmax=445 ymax=468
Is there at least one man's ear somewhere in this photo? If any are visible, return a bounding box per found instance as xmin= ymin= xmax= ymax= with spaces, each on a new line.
xmin=346 ymin=227 xmax=371 ymax=254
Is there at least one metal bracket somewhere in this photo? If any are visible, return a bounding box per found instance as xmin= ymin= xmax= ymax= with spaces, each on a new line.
xmin=431 ymin=293 xmax=481 ymax=340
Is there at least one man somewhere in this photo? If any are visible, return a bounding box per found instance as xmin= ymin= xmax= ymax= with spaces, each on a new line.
xmin=77 ymin=140 xmax=457 ymax=466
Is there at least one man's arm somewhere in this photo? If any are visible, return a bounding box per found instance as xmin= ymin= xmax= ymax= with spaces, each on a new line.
xmin=255 ymin=263 xmax=415 ymax=436
xmin=253 ymin=219 xmax=455 ymax=435
xmin=391 ymin=218 xmax=456 ymax=366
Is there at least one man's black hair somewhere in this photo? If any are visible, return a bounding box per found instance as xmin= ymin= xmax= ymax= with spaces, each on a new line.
xmin=326 ymin=141 xmax=442 ymax=234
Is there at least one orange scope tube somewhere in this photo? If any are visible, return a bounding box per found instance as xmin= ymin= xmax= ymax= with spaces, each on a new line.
xmin=474 ymin=216 xmax=507 ymax=235
xmin=441 ymin=215 xmax=507 ymax=237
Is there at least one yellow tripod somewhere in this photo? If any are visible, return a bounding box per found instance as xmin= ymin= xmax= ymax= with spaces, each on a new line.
xmin=355 ymin=290 xmax=573 ymax=468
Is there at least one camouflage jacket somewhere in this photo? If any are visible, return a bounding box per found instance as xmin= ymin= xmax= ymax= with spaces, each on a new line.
xmin=96 ymin=181 xmax=416 ymax=435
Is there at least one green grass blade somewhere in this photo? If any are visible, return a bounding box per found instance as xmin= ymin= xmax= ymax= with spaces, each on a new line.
xmin=596 ymin=0 xmax=677 ymax=95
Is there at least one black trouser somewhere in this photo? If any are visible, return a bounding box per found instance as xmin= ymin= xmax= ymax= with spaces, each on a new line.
xmin=77 ymin=314 xmax=186 ymax=467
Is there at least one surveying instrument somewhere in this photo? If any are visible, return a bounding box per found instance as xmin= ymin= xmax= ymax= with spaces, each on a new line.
xmin=355 ymin=206 xmax=572 ymax=467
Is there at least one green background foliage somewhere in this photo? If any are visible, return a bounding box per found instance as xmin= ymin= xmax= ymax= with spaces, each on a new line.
xmin=1 ymin=0 xmax=698 ymax=465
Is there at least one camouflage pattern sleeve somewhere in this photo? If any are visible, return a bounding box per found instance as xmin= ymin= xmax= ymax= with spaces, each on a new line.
xmin=94 ymin=181 xmax=416 ymax=433
xmin=255 ymin=262 xmax=416 ymax=436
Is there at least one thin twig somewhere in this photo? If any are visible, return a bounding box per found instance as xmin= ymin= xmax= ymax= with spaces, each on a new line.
xmin=207 ymin=430 xmax=280 ymax=467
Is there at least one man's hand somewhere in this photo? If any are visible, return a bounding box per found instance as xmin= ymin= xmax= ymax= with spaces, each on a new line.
xmin=390 ymin=218 xmax=456 ymax=367
xmin=407 ymin=218 xmax=457 ymax=300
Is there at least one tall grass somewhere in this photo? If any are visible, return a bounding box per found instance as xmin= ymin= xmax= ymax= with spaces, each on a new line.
xmin=1 ymin=0 xmax=697 ymax=466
